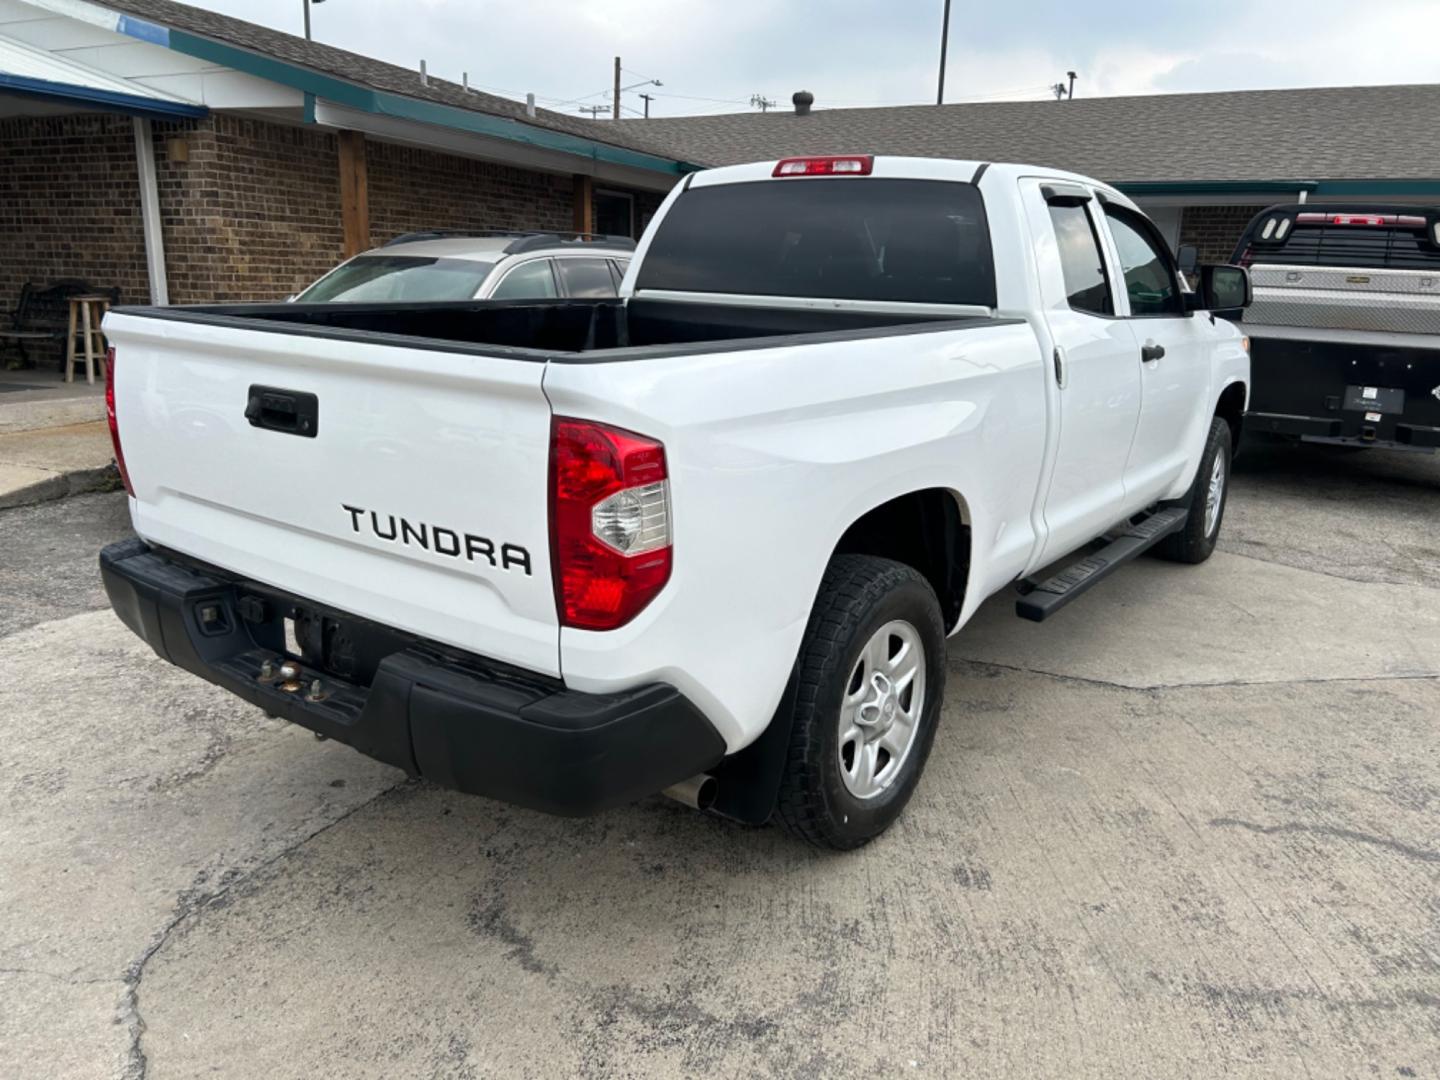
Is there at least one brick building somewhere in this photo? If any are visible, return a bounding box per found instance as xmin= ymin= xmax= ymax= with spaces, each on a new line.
xmin=5 ymin=0 xmax=1440 ymax=333
xmin=1 ymin=0 xmax=694 ymax=320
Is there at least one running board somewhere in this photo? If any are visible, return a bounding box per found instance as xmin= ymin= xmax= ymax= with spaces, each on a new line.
xmin=1015 ymin=508 xmax=1189 ymax=623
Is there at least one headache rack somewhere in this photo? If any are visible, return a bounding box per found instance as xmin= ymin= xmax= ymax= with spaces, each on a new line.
xmin=384 ymin=229 xmax=636 ymax=254
xmin=1237 ymin=205 xmax=1440 ymax=271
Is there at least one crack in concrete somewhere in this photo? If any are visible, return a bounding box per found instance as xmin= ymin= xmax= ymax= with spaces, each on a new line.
xmin=118 ymin=778 xmax=414 ymax=1080
xmin=0 ymin=965 xmax=117 ymax=988
xmin=1208 ymin=817 xmax=1440 ymax=865
xmin=952 ymin=657 xmax=1440 ymax=695
xmin=1220 ymin=544 xmax=1440 ymax=592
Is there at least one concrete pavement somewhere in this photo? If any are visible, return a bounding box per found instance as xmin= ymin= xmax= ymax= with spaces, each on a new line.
xmin=1 ymin=443 xmax=1437 ymax=1079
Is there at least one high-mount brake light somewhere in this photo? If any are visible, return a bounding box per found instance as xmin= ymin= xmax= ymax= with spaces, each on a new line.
xmin=772 ymin=155 xmax=874 ymax=178
xmin=104 ymin=346 xmax=134 ymax=496
xmin=1297 ymin=212 xmax=1422 ymax=227
xmin=549 ymin=418 xmax=672 ymax=630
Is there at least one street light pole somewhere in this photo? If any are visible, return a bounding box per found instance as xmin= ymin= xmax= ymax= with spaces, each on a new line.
xmin=303 ymin=0 xmax=326 ymax=41
xmin=936 ymin=0 xmax=951 ymax=105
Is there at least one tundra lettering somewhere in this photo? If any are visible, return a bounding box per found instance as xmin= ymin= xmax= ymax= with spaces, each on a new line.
xmin=340 ymin=503 xmax=531 ymax=575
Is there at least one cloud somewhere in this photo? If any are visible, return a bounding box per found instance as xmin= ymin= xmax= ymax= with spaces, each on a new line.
xmin=184 ymin=0 xmax=1440 ymax=117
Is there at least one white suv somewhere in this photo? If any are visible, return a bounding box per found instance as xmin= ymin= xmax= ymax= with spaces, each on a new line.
xmin=295 ymin=232 xmax=634 ymax=303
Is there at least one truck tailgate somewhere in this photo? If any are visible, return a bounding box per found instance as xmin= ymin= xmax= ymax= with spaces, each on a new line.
xmin=105 ymin=312 xmax=559 ymax=676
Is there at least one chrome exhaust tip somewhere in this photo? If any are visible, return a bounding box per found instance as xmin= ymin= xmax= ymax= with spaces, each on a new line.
xmin=662 ymin=773 xmax=718 ymax=812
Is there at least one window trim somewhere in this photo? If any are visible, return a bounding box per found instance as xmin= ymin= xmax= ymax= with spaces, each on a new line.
xmin=1101 ymin=203 xmax=1187 ymax=319
xmin=485 ymin=256 xmax=558 ymax=300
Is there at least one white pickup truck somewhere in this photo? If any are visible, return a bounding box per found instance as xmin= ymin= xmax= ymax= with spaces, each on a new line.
xmin=100 ymin=156 xmax=1250 ymax=849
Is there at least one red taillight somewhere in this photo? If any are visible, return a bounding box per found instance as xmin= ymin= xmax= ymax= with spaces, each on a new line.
xmin=549 ymin=418 xmax=672 ymax=630
xmin=104 ymin=346 xmax=134 ymax=496
xmin=772 ymin=154 xmax=874 ymax=178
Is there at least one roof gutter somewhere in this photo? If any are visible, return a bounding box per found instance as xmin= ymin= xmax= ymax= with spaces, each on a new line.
xmin=162 ymin=27 xmax=701 ymax=176
xmin=0 ymin=72 xmax=207 ymax=119
xmin=22 ymin=0 xmax=700 ymax=175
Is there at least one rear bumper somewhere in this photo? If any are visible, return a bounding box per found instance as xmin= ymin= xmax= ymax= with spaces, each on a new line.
xmin=1242 ymin=330 xmax=1440 ymax=450
xmin=1246 ymin=410 xmax=1440 ymax=448
xmin=99 ymin=539 xmax=725 ymax=816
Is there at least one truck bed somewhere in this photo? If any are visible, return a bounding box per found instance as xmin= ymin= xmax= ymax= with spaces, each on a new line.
xmin=112 ymin=297 xmax=996 ymax=362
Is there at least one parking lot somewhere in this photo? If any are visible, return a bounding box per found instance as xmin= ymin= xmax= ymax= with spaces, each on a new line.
xmin=2 ymin=441 xmax=1437 ymax=1079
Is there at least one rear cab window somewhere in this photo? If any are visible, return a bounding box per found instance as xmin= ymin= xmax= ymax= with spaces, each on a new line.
xmin=636 ymin=178 xmax=997 ymax=307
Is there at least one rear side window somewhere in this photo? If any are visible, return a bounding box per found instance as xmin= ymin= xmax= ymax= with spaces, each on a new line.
xmin=490 ymin=259 xmax=558 ymax=300
xmin=557 ymin=258 xmax=619 ymax=298
xmin=1048 ymin=204 xmax=1113 ymax=316
xmin=636 ymin=178 xmax=996 ymax=307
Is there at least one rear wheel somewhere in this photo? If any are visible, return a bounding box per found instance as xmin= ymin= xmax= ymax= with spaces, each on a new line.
xmin=774 ymin=555 xmax=946 ymax=850
xmin=1157 ymin=415 xmax=1232 ymax=564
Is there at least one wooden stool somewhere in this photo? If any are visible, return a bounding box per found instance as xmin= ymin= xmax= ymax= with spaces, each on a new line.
xmin=65 ymin=295 xmax=111 ymax=384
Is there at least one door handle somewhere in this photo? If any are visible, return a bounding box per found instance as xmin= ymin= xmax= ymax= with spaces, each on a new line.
xmin=1140 ymin=342 xmax=1166 ymax=363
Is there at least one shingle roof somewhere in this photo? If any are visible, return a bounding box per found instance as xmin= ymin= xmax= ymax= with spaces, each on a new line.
xmin=106 ymin=0 xmax=693 ymax=165
xmin=620 ymin=84 xmax=1440 ymax=182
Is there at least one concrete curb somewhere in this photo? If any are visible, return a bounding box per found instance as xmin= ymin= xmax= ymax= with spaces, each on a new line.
xmin=0 ymin=395 xmax=107 ymax=436
xmin=0 ymin=462 xmax=120 ymax=511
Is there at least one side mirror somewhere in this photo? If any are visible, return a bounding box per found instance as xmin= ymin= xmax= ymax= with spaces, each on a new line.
xmin=1176 ymin=244 xmax=1199 ymax=275
xmin=1199 ymin=264 xmax=1251 ymax=313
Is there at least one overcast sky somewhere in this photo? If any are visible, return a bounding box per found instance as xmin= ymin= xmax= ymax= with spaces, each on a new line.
xmin=189 ymin=0 xmax=1440 ymax=117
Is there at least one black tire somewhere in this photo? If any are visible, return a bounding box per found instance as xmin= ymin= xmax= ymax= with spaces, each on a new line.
xmin=774 ymin=555 xmax=946 ymax=851
xmin=1157 ymin=415 xmax=1232 ymax=564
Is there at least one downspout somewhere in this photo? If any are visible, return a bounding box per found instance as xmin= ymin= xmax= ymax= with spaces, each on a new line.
xmin=132 ymin=117 xmax=169 ymax=304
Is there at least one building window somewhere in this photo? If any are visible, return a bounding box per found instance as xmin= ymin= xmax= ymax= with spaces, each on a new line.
xmin=595 ymin=189 xmax=635 ymax=238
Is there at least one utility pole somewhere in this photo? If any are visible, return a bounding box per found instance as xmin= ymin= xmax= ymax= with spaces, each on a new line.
xmin=579 ymin=105 xmax=608 ymax=118
xmin=638 ymin=92 xmax=655 ymax=118
xmin=613 ymin=56 xmax=621 ymax=120
xmin=1067 ymin=71 xmax=1077 ymax=99
xmin=936 ymin=0 xmax=951 ymax=105
xmin=750 ymin=94 xmax=776 ymax=112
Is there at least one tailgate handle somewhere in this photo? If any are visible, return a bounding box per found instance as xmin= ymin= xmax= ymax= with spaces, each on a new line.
xmin=245 ymin=385 xmax=318 ymax=438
